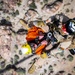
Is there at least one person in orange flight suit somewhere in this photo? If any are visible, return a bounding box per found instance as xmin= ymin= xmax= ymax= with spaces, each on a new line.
xmin=26 ymin=26 xmax=53 ymax=55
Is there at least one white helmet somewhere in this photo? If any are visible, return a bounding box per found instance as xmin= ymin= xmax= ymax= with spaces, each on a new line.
xmin=69 ymin=20 xmax=75 ymax=32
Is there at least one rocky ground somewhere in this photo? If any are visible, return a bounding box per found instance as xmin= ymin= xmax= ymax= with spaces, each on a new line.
xmin=0 ymin=0 xmax=75 ymax=75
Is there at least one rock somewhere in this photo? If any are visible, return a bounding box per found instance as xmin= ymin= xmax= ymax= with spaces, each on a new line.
xmin=60 ymin=41 xmax=71 ymax=50
xmin=14 ymin=44 xmax=18 ymax=49
xmin=28 ymin=64 xmax=36 ymax=74
xmin=48 ymin=65 xmax=53 ymax=71
xmin=14 ymin=55 xmax=19 ymax=60
xmin=19 ymin=19 xmax=29 ymax=30
xmin=51 ymin=49 xmax=63 ymax=55
xmin=14 ymin=55 xmax=19 ymax=63
xmin=63 ymin=58 xmax=66 ymax=60
xmin=55 ymin=73 xmax=59 ymax=75
xmin=68 ymin=38 xmax=75 ymax=49
xmin=67 ymin=73 xmax=72 ymax=75
xmin=0 ymin=1 xmax=3 ymax=10
xmin=16 ymin=67 xmax=26 ymax=75
xmin=29 ymin=2 xmax=37 ymax=9
xmin=67 ymin=55 xmax=74 ymax=61
xmin=55 ymin=50 xmax=64 ymax=58
xmin=19 ymin=50 xmax=22 ymax=55
xmin=17 ymin=0 xmax=22 ymax=6
xmin=17 ymin=28 xmax=27 ymax=35
xmin=11 ymin=10 xmax=19 ymax=17
xmin=73 ymin=67 xmax=75 ymax=71
xmin=42 ymin=0 xmax=63 ymax=16
xmin=43 ymin=0 xmax=48 ymax=3
xmin=0 ymin=61 xmax=6 ymax=69
xmin=25 ymin=9 xmax=39 ymax=21
xmin=50 ymin=70 xmax=54 ymax=73
xmin=44 ymin=69 xmax=47 ymax=73
xmin=10 ymin=58 xmax=13 ymax=64
xmin=58 ymin=70 xmax=65 ymax=73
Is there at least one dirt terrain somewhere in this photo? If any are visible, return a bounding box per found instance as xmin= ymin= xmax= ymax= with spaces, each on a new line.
xmin=0 ymin=0 xmax=75 ymax=75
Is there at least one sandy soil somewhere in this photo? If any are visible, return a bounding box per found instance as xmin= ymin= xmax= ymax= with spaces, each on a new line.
xmin=0 ymin=0 xmax=75 ymax=75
